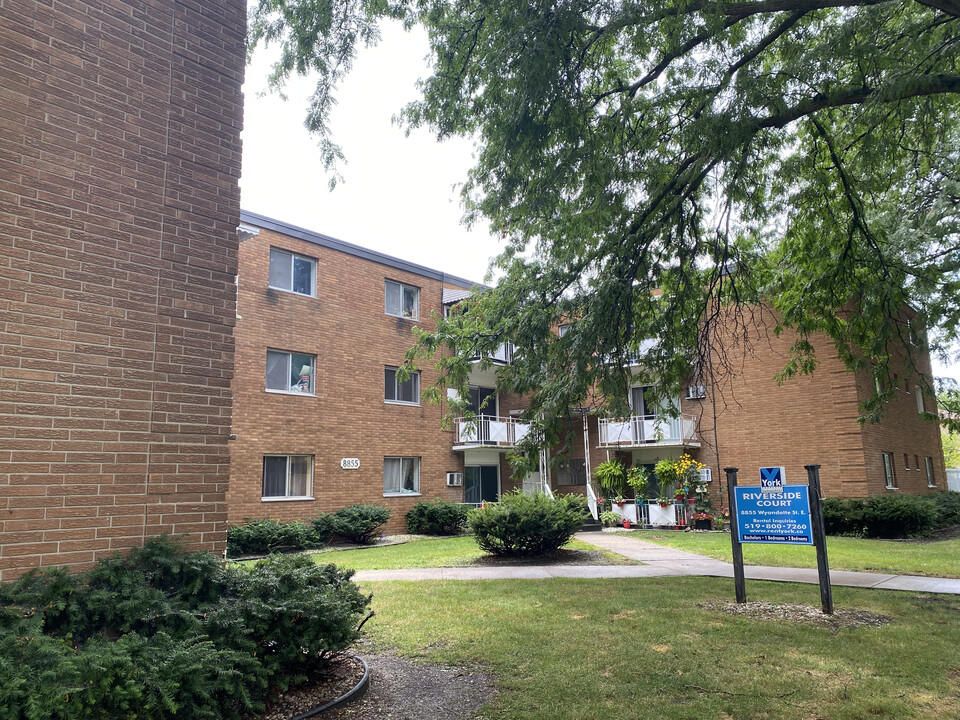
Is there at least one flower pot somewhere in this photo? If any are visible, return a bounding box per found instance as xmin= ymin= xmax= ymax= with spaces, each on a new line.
xmin=622 ymin=520 xmax=631 ymax=529
xmin=694 ymin=519 xmax=712 ymax=530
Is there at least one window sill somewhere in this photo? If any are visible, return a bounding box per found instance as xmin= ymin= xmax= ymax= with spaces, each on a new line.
xmin=265 ymin=389 xmax=317 ymax=397
xmin=262 ymin=496 xmax=315 ymax=502
xmin=384 ymin=400 xmax=421 ymax=407
xmin=268 ymin=285 xmax=316 ymax=299
xmin=383 ymin=492 xmax=422 ymax=498
xmin=885 ymin=486 xmax=899 ymax=491
xmin=385 ymin=313 xmax=419 ymax=322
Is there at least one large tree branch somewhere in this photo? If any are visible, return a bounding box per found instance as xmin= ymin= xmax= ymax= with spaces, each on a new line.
xmin=593 ymin=0 xmax=894 ymax=35
xmin=756 ymin=73 xmax=960 ymax=130
xmin=914 ymin=0 xmax=960 ymax=17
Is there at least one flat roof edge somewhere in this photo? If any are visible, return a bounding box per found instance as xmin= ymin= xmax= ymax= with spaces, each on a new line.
xmin=239 ymin=210 xmax=486 ymax=291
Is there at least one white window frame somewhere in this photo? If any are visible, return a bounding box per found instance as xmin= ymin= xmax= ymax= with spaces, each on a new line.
xmin=261 ymin=455 xmax=314 ymax=500
xmin=925 ymin=456 xmax=936 ymax=487
xmin=385 ymin=279 xmax=419 ymax=320
xmin=383 ymin=457 xmax=421 ymax=496
xmin=268 ymin=248 xmax=316 ymax=297
xmin=882 ymin=452 xmax=897 ymax=490
xmin=266 ymin=349 xmax=316 ymax=395
xmin=384 ymin=366 xmax=420 ymax=406
xmin=915 ymin=386 xmax=925 ymax=414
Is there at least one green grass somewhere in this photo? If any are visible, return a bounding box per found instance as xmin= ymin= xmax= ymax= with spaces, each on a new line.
xmin=307 ymin=535 xmax=633 ymax=571
xmin=361 ymin=577 xmax=960 ymax=719
xmin=629 ymin=529 xmax=960 ymax=578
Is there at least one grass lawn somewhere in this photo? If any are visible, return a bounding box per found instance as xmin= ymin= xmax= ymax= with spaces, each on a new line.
xmin=309 ymin=535 xmax=634 ymax=571
xmin=629 ymin=529 xmax=960 ymax=578
xmin=361 ymin=576 xmax=960 ymax=720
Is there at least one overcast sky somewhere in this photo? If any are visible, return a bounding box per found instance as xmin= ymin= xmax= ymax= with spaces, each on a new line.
xmin=240 ymin=23 xmax=958 ymax=383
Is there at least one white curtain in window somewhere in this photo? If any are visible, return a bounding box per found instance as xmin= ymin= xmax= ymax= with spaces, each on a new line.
xmin=385 ymin=281 xmax=402 ymax=316
xmin=383 ymin=458 xmax=401 ymax=493
xmin=269 ymin=249 xmax=291 ymax=289
xmin=289 ymin=456 xmax=310 ymax=496
xmin=266 ymin=351 xmax=288 ymax=390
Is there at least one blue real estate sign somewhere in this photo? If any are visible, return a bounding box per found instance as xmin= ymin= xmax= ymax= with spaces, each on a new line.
xmin=734 ymin=485 xmax=814 ymax=544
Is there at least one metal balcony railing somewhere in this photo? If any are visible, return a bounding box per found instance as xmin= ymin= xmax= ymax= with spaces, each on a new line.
xmin=598 ymin=414 xmax=699 ymax=447
xmin=454 ymin=414 xmax=531 ymax=447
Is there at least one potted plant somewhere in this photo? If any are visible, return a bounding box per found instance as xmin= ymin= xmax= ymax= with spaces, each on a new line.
xmin=626 ymin=465 xmax=649 ymax=499
xmin=691 ymin=512 xmax=713 ymax=530
xmin=599 ymin=511 xmax=621 ymax=528
xmin=622 ymin=518 xmax=632 ymax=529
xmin=594 ymin=460 xmax=628 ymax=502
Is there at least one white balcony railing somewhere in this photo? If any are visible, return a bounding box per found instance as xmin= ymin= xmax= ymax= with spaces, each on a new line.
xmin=469 ymin=342 xmax=513 ymax=364
xmin=454 ymin=415 xmax=530 ymax=448
xmin=598 ymin=414 xmax=699 ymax=447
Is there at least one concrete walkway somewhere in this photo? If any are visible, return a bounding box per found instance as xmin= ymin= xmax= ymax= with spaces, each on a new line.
xmin=352 ymin=532 xmax=960 ymax=595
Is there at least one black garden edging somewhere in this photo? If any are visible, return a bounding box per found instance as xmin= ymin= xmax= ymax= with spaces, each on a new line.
xmin=289 ymin=655 xmax=370 ymax=719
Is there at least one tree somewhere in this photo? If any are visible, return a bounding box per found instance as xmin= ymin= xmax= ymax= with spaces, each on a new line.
xmin=249 ymin=0 xmax=960 ymax=444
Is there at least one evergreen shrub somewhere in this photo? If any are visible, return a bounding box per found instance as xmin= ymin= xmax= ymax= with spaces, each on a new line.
xmin=468 ymin=490 xmax=589 ymax=557
xmin=821 ymin=494 xmax=956 ymax=538
xmin=0 ymin=536 xmax=370 ymax=720
xmin=405 ymin=499 xmax=468 ymax=535
xmin=226 ymin=518 xmax=328 ymax=558
xmin=328 ymin=505 xmax=391 ymax=544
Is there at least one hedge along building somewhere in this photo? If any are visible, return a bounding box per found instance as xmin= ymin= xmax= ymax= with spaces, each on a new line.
xmin=0 ymin=1 xmax=245 ymax=580
xmin=228 ymin=212 xmax=533 ymax=534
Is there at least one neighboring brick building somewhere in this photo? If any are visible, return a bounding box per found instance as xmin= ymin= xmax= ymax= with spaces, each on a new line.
xmin=229 ymin=212 xmax=530 ymax=533
xmin=0 ymin=1 xmax=245 ymax=580
xmin=231 ymin=213 xmax=946 ymax=534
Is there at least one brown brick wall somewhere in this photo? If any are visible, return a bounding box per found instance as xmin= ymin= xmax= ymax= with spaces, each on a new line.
xmin=694 ymin=305 xmax=944 ymax=506
xmin=229 ymin=227 xmax=480 ymax=533
xmin=0 ymin=0 xmax=244 ymax=579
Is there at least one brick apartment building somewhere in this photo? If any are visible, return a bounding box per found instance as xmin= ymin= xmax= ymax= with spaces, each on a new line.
xmin=0 ymin=1 xmax=245 ymax=580
xmin=231 ymin=213 xmax=946 ymax=533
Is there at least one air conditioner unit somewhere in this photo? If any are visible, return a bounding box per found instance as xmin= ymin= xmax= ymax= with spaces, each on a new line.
xmin=686 ymin=385 xmax=706 ymax=400
xmin=446 ymin=472 xmax=463 ymax=487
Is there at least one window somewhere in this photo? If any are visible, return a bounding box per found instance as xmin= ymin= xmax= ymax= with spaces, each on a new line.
xmin=556 ymin=459 xmax=586 ymax=485
xmin=904 ymin=453 xmax=910 ymax=470
xmin=266 ymin=350 xmax=315 ymax=394
xmin=383 ymin=457 xmax=420 ymax=495
xmin=686 ymin=385 xmax=706 ymax=400
xmin=269 ymin=248 xmax=315 ymax=296
xmin=385 ymin=280 xmax=419 ymax=319
xmin=557 ymin=324 xmax=571 ymax=337
xmin=882 ymin=452 xmax=897 ymax=489
xmin=914 ymin=454 xmax=920 ymax=470
xmin=925 ymin=457 xmax=936 ymax=487
xmin=262 ymin=455 xmax=313 ymax=499
xmin=384 ymin=367 xmax=420 ymax=404
xmin=916 ymin=386 xmax=925 ymax=414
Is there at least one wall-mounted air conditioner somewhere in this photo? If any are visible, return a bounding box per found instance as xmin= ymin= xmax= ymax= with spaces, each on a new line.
xmin=686 ymin=385 xmax=706 ymax=400
xmin=446 ymin=472 xmax=464 ymax=487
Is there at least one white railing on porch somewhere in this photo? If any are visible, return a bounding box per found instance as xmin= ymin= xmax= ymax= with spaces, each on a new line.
xmin=597 ymin=414 xmax=698 ymax=447
xmin=454 ymin=415 xmax=532 ymax=447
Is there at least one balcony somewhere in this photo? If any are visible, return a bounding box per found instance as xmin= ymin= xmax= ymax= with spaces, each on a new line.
xmin=598 ymin=414 xmax=699 ymax=448
xmin=469 ymin=342 xmax=513 ymax=365
xmin=453 ymin=415 xmax=531 ymax=449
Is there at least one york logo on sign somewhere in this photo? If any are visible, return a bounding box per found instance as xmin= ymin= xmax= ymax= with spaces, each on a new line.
xmin=760 ymin=466 xmax=785 ymax=495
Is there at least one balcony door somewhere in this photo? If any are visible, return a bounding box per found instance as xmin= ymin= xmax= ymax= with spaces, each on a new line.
xmin=467 ymin=386 xmax=497 ymax=417
xmin=464 ymin=465 xmax=499 ymax=504
xmin=630 ymin=386 xmax=680 ymax=442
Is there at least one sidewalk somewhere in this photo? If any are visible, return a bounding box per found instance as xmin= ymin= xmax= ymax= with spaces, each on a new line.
xmin=352 ymin=532 xmax=960 ymax=595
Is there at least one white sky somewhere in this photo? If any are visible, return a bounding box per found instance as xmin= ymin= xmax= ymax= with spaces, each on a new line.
xmin=240 ymin=23 xmax=959 ymax=383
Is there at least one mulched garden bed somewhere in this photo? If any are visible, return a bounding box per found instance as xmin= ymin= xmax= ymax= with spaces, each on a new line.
xmin=255 ymin=648 xmax=493 ymax=720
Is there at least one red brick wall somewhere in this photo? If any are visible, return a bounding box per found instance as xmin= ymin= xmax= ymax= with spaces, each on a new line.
xmin=0 ymin=0 xmax=244 ymax=579
xmin=229 ymin=227 xmax=477 ymax=533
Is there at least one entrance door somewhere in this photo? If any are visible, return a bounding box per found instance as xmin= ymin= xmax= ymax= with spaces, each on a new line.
xmin=464 ymin=465 xmax=499 ymax=504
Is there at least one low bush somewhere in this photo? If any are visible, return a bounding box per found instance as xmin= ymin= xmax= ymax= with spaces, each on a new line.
xmin=406 ymin=499 xmax=469 ymax=535
xmin=468 ymin=491 xmax=589 ymax=557
xmin=0 ymin=536 xmax=370 ymax=720
xmin=328 ymin=504 xmax=391 ymax=544
xmin=821 ymin=493 xmax=960 ymax=538
xmin=226 ymin=518 xmax=328 ymax=558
